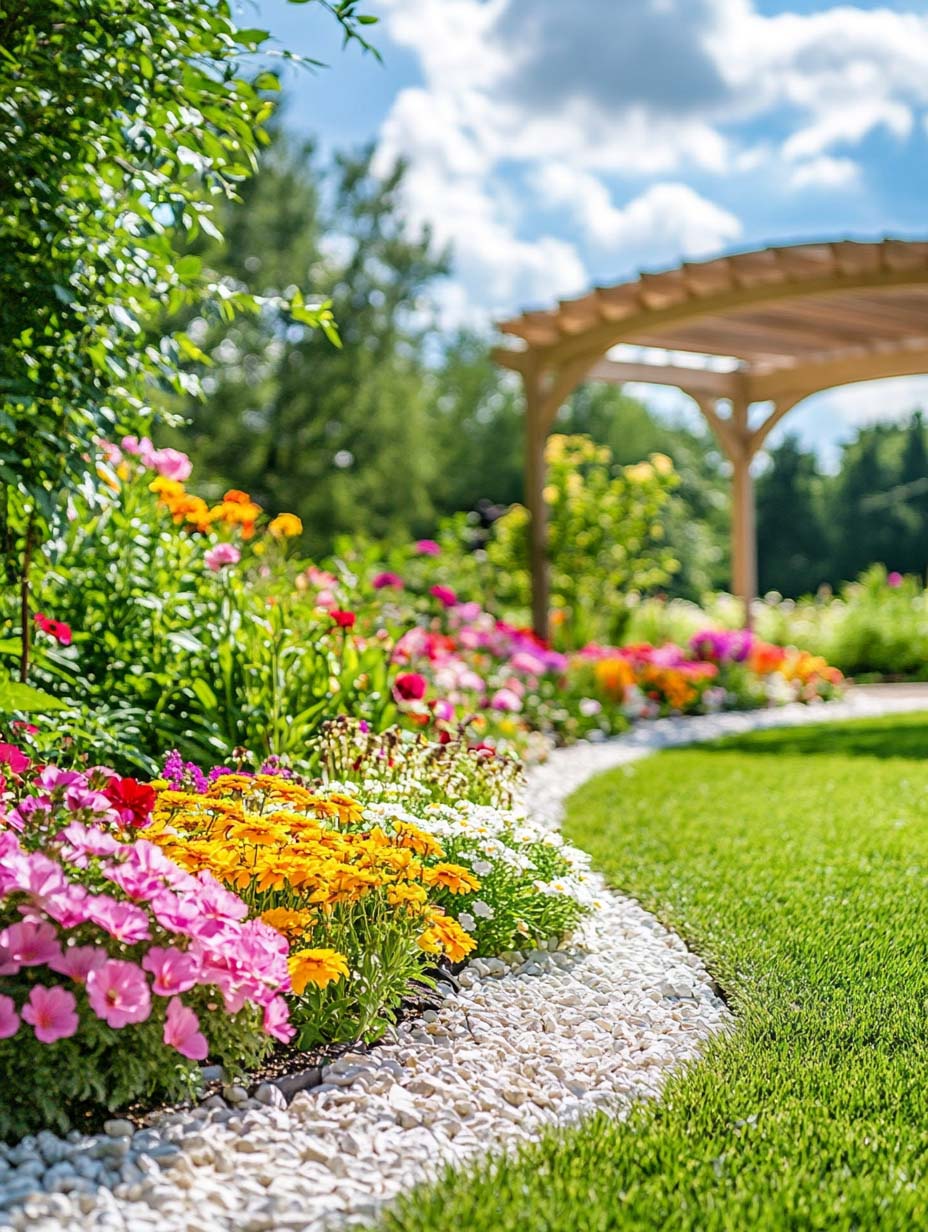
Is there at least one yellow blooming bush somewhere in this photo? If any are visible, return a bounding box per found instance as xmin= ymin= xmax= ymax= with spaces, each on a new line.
xmin=147 ymin=773 xmax=475 ymax=1046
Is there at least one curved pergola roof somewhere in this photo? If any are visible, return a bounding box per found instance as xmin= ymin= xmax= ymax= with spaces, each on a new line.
xmin=495 ymin=238 xmax=928 ymax=405
xmin=493 ymin=238 xmax=928 ymax=637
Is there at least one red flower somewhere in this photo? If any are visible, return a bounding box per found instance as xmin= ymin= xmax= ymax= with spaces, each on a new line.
xmin=104 ymin=777 xmax=157 ymax=829
xmin=34 ymin=613 xmax=73 ymax=646
xmin=394 ymin=672 xmax=427 ymax=701
xmin=0 ymin=744 xmax=30 ymax=775
xmin=330 ymin=609 xmax=356 ymax=629
xmin=429 ymin=585 xmax=457 ymax=608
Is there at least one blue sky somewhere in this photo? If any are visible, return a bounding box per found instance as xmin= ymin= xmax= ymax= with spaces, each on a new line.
xmin=244 ymin=0 xmax=928 ymax=464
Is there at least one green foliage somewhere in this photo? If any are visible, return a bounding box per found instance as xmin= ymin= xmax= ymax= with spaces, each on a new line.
xmin=162 ymin=138 xmax=449 ymax=553
xmin=0 ymin=0 xmax=373 ymax=681
xmin=384 ymin=713 xmax=928 ymax=1231
xmin=15 ymin=463 xmax=397 ymax=770
xmin=488 ymin=435 xmax=680 ymax=646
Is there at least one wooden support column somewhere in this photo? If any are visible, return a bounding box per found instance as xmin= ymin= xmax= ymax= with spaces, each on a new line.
xmin=523 ymin=366 xmax=550 ymax=640
xmin=730 ymin=442 xmax=757 ymax=625
xmin=521 ymin=353 xmax=598 ymax=640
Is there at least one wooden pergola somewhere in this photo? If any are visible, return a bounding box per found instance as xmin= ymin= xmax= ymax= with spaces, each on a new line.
xmin=493 ymin=238 xmax=928 ymax=637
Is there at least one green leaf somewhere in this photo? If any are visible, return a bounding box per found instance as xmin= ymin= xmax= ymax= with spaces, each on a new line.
xmin=0 ymin=682 xmax=68 ymax=713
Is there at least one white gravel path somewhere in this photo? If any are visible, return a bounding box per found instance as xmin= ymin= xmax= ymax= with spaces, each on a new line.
xmin=2 ymin=690 xmax=926 ymax=1232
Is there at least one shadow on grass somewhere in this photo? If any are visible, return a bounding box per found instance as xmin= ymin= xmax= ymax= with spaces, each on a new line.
xmin=705 ymin=714 xmax=928 ymax=761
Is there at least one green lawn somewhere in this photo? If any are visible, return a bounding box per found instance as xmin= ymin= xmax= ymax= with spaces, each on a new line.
xmin=382 ymin=713 xmax=928 ymax=1230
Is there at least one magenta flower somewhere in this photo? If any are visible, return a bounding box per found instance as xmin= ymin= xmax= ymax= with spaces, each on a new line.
xmin=49 ymin=944 xmax=108 ymax=985
xmin=413 ymin=539 xmax=441 ymax=556
xmin=21 ymin=985 xmax=79 ymax=1044
xmin=86 ymin=960 xmax=152 ymax=1028
xmin=0 ymin=920 xmax=61 ymax=967
xmin=372 ymin=571 xmax=404 ymax=590
xmin=0 ymin=744 xmax=30 ymax=776
xmin=142 ymin=947 xmax=200 ymax=996
xmin=163 ymin=997 xmax=209 ymax=1060
xmin=204 ymin=543 xmax=241 ymax=572
xmin=0 ymin=994 xmax=19 ymax=1040
xmin=263 ymin=996 xmax=295 ymax=1044
xmin=887 ymin=570 xmax=904 ymax=588
xmin=429 ymin=584 xmax=457 ymax=608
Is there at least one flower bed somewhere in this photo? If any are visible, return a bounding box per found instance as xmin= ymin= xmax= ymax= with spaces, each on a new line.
xmin=0 ymin=728 xmax=594 ymax=1136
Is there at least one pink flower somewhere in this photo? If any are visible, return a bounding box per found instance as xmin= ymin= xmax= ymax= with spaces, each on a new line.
xmin=204 ymin=543 xmax=241 ymax=573
xmin=432 ymin=698 xmax=455 ymax=722
xmin=49 ymin=944 xmax=108 ymax=984
xmin=413 ymin=539 xmax=441 ymax=556
xmin=85 ymin=896 xmax=150 ymax=943
xmin=0 ymin=920 xmax=61 ymax=967
xmin=263 ymin=996 xmax=295 ymax=1044
xmin=34 ymin=613 xmax=73 ymax=647
xmin=490 ymin=687 xmax=523 ymax=713
xmin=372 ymin=571 xmax=404 ymax=590
xmin=142 ymin=947 xmax=200 ymax=996
xmin=57 ymin=821 xmax=121 ymax=866
xmin=21 ymin=985 xmax=79 ymax=1044
xmin=888 ymin=570 xmax=904 ymax=588
xmin=394 ymin=672 xmax=428 ymax=702
xmin=86 ymin=960 xmax=152 ymax=1028
xmin=0 ymin=994 xmax=19 ymax=1039
xmin=151 ymin=448 xmax=192 ymax=482
xmin=163 ymin=997 xmax=208 ymax=1060
xmin=0 ymin=744 xmax=30 ymax=775
xmin=510 ymin=650 xmax=547 ymax=677
xmin=430 ymin=584 xmax=457 ymax=608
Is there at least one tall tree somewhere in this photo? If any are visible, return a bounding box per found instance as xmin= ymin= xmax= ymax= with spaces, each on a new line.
xmin=167 ymin=140 xmax=449 ymax=552
xmin=756 ymin=435 xmax=828 ymax=596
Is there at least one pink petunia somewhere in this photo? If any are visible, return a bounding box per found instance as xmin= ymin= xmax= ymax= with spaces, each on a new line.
xmin=429 ymin=584 xmax=457 ymax=608
xmin=21 ymin=985 xmax=79 ymax=1044
xmin=394 ymin=672 xmax=428 ymax=702
xmin=0 ymin=994 xmax=19 ymax=1039
xmin=204 ymin=543 xmax=241 ymax=572
xmin=84 ymin=896 xmax=150 ymax=943
xmin=372 ymin=571 xmax=404 ymax=590
xmin=151 ymin=448 xmax=193 ymax=483
xmin=162 ymin=997 xmax=209 ymax=1060
xmin=142 ymin=947 xmax=200 ymax=996
xmin=413 ymin=539 xmax=441 ymax=556
xmin=490 ymin=687 xmax=523 ymax=713
xmin=0 ymin=920 xmax=61 ymax=967
xmin=86 ymin=960 xmax=152 ymax=1028
xmin=263 ymin=995 xmax=295 ymax=1044
xmin=49 ymin=944 xmax=108 ymax=985
xmin=0 ymin=744 xmax=30 ymax=776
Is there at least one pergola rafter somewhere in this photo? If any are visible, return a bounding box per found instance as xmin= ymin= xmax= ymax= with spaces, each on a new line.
xmin=493 ymin=238 xmax=928 ymax=637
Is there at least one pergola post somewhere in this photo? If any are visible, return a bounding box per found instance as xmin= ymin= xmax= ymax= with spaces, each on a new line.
xmin=730 ymin=444 xmax=757 ymax=624
xmin=522 ymin=365 xmax=550 ymax=640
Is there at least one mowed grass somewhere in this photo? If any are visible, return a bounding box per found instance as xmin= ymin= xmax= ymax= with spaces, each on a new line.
xmin=382 ymin=714 xmax=928 ymax=1231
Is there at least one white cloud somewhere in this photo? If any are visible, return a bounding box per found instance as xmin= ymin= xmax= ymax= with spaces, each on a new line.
xmin=375 ymin=0 xmax=928 ymax=319
xmin=787 ymin=155 xmax=860 ymax=191
xmin=534 ymin=168 xmax=742 ymax=258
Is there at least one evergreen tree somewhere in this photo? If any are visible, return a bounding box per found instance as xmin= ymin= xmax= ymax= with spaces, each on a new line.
xmin=166 ymin=139 xmax=449 ymax=552
xmin=895 ymin=410 xmax=928 ymax=577
xmin=756 ymin=435 xmax=827 ymax=596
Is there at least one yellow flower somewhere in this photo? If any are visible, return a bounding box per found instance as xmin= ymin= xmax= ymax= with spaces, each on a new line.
xmin=650 ymin=451 xmax=674 ymax=476
xmin=418 ymin=910 xmax=476 ymax=963
xmin=423 ymin=862 xmax=480 ymax=895
xmin=386 ymin=883 xmax=429 ymax=911
xmin=288 ymin=948 xmax=350 ymax=994
xmin=261 ymin=907 xmax=315 ymax=940
xmin=268 ymin=512 xmax=303 ymax=539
